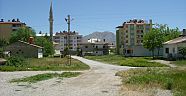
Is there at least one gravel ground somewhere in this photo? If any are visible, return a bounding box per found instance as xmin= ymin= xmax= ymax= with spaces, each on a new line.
xmin=0 ymin=56 xmax=172 ymax=96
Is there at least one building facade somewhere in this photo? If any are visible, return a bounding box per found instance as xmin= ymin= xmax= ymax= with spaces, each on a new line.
xmin=54 ymin=31 xmax=82 ymax=53
xmin=163 ymin=29 xmax=186 ymax=59
xmin=0 ymin=19 xmax=26 ymax=41
xmin=116 ymin=19 xmax=156 ymax=56
xmin=80 ymin=42 xmax=109 ymax=56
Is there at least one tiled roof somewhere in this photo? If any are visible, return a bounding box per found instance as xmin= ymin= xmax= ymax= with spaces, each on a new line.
xmin=0 ymin=22 xmax=24 ymax=24
xmin=163 ymin=36 xmax=186 ymax=45
xmin=18 ymin=40 xmax=43 ymax=48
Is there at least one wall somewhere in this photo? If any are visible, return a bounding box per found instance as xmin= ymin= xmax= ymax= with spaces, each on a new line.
xmin=163 ymin=42 xmax=186 ymax=58
xmin=0 ymin=24 xmax=12 ymax=40
xmin=5 ymin=42 xmax=41 ymax=58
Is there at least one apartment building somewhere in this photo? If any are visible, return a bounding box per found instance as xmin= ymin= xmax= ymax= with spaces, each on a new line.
xmin=80 ymin=42 xmax=109 ymax=56
xmin=116 ymin=19 xmax=157 ymax=56
xmin=0 ymin=19 xmax=26 ymax=41
xmin=53 ymin=31 xmax=82 ymax=53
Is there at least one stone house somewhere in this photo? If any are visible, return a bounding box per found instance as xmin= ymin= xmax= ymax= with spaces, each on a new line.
xmin=5 ymin=40 xmax=43 ymax=58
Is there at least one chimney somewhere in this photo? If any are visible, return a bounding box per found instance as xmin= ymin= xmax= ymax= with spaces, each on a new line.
xmin=183 ymin=29 xmax=186 ymax=36
xmin=16 ymin=18 xmax=20 ymax=22
xmin=0 ymin=19 xmax=4 ymax=22
xmin=29 ymin=37 xmax=34 ymax=44
xmin=103 ymin=39 xmax=106 ymax=42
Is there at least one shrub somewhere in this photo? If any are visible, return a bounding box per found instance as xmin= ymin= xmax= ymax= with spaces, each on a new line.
xmin=5 ymin=56 xmax=26 ymax=67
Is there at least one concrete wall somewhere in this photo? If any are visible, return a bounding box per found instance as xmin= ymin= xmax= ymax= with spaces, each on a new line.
xmin=0 ymin=24 xmax=12 ymax=40
xmin=163 ymin=42 xmax=186 ymax=58
xmin=5 ymin=42 xmax=42 ymax=58
xmin=124 ymin=45 xmax=163 ymax=57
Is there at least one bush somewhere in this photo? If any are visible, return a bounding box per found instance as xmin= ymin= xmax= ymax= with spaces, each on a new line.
xmin=5 ymin=56 xmax=26 ymax=67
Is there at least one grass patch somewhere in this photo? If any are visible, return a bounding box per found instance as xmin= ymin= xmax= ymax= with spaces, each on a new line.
xmin=0 ymin=57 xmax=90 ymax=71
xmin=10 ymin=72 xmax=81 ymax=83
xmin=172 ymin=60 xmax=186 ymax=66
xmin=116 ymin=68 xmax=186 ymax=96
xmin=85 ymin=55 xmax=168 ymax=67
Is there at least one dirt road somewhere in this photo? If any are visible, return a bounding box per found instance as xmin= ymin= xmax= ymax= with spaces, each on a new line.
xmin=0 ymin=56 xmax=134 ymax=96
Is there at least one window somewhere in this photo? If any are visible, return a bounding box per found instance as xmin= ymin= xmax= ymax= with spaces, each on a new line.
xmin=126 ymin=40 xmax=128 ymax=43
xmin=12 ymin=24 xmax=16 ymax=27
xmin=141 ymin=30 xmax=143 ymax=33
xmin=126 ymin=50 xmax=133 ymax=54
xmin=12 ymin=29 xmax=16 ymax=31
xmin=165 ymin=48 xmax=169 ymax=54
xmin=137 ymin=30 xmax=140 ymax=33
xmin=96 ymin=46 xmax=98 ymax=48
xmin=85 ymin=46 xmax=88 ymax=48
xmin=126 ymin=35 xmax=128 ymax=38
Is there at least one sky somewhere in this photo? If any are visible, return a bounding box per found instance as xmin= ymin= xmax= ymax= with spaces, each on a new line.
xmin=0 ymin=0 xmax=186 ymax=36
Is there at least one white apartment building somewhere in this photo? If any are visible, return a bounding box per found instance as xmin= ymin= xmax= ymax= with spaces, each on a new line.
xmin=54 ymin=31 xmax=82 ymax=52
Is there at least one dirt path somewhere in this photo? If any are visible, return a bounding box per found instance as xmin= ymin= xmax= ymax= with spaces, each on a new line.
xmin=151 ymin=60 xmax=177 ymax=67
xmin=0 ymin=56 xmax=173 ymax=96
xmin=0 ymin=56 xmax=134 ymax=96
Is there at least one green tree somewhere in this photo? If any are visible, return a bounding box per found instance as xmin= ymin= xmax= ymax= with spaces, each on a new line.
xmin=178 ymin=47 xmax=186 ymax=59
xmin=157 ymin=24 xmax=180 ymax=42
xmin=9 ymin=27 xmax=36 ymax=43
xmin=35 ymin=37 xmax=54 ymax=57
xmin=143 ymin=24 xmax=181 ymax=58
xmin=143 ymin=28 xmax=160 ymax=57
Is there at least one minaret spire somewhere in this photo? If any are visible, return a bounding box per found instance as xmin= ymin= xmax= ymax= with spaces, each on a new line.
xmin=49 ymin=0 xmax=53 ymax=42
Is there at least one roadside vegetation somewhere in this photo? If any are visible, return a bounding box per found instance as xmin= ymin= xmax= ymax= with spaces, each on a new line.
xmin=116 ymin=68 xmax=186 ymax=96
xmin=172 ymin=60 xmax=186 ymax=67
xmin=10 ymin=72 xmax=81 ymax=83
xmin=85 ymin=55 xmax=168 ymax=67
xmin=0 ymin=56 xmax=90 ymax=71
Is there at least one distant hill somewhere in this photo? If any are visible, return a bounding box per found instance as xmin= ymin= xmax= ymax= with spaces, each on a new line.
xmin=83 ymin=31 xmax=116 ymax=44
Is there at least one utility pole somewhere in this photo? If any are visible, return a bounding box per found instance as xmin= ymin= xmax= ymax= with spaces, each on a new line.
xmin=65 ymin=15 xmax=73 ymax=65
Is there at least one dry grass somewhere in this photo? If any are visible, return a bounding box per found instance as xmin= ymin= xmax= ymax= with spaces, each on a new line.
xmin=116 ymin=67 xmax=186 ymax=96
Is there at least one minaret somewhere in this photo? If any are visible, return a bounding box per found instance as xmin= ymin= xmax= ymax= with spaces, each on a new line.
xmin=49 ymin=0 xmax=53 ymax=42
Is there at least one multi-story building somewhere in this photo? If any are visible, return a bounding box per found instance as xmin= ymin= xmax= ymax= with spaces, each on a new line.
xmin=80 ymin=42 xmax=109 ymax=56
xmin=116 ymin=19 xmax=158 ymax=56
xmin=0 ymin=19 xmax=26 ymax=41
xmin=54 ymin=31 xmax=82 ymax=53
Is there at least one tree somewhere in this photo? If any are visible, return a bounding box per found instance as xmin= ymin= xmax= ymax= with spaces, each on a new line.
xmin=35 ymin=37 xmax=54 ymax=57
xmin=143 ymin=24 xmax=181 ymax=58
xmin=178 ymin=47 xmax=186 ymax=59
xmin=9 ymin=27 xmax=36 ymax=43
xmin=143 ymin=28 xmax=160 ymax=57
xmin=157 ymin=24 xmax=180 ymax=42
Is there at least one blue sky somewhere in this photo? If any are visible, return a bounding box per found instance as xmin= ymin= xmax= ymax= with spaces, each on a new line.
xmin=0 ymin=0 xmax=186 ymax=36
